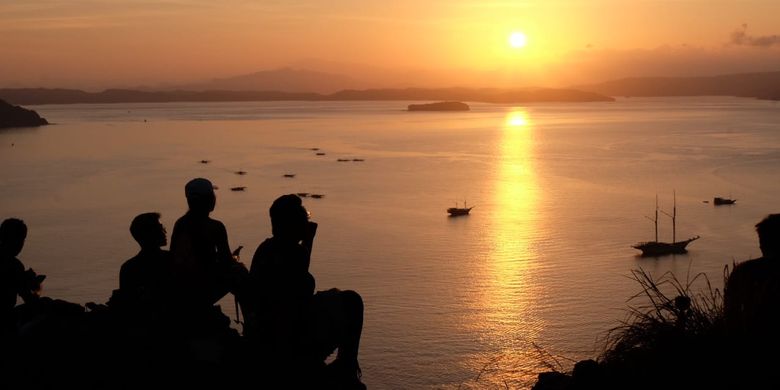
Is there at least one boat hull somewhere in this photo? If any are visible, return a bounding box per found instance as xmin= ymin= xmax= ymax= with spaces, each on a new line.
xmin=447 ymin=207 xmax=472 ymax=216
xmin=713 ymin=197 xmax=736 ymax=205
xmin=633 ymin=236 xmax=700 ymax=257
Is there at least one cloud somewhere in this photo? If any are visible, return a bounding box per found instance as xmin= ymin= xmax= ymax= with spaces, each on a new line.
xmin=730 ymin=24 xmax=780 ymax=48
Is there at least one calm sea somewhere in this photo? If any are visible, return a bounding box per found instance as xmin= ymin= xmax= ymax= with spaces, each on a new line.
xmin=2 ymin=97 xmax=779 ymax=388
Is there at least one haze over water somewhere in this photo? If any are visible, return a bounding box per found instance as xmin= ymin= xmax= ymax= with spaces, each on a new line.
xmin=1 ymin=97 xmax=779 ymax=388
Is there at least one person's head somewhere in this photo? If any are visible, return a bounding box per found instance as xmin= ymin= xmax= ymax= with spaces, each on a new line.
xmin=130 ymin=212 xmax=167 ymax=249
xmin=270 ymin=194 xmax=310 ymax=240
xmin=185 ymin=178 xmax=216 ymax=214
xmin=756 ymin=213 xmax=780 ymax=258
xmin=0 ymin=218 xmax=27 ymax=257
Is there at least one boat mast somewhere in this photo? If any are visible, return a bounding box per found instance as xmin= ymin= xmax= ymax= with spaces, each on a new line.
xmin=651 ymin=194 xmax=659 ymax=242
xmin=660 ymin=191 xmax=678 ymax=243
xmin=644 ymin=195 xmax=660 ymax=242
xmin=672 ymin=191 xmax=677 ymax=243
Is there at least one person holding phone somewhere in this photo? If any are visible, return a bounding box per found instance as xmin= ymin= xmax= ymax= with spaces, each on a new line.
xmin=248 ymin=194 xmax=365 ymax=389
xmin=169 ymin=178 xmax=247 ymax=327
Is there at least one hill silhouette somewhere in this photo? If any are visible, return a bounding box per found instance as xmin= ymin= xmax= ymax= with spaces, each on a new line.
xmin=579 ymin=71 xmax=780 ymax=99
xmin=0 ymin=99 xmax=48 ymax=128
xmin=0 ymin=87 xmax=614 ymax=106
xmin=172 ymin=67 xmax=361 ymax=94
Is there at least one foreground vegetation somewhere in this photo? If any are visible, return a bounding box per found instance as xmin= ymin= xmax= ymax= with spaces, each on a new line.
xmin=533 ymin=267 xmax=743 ymax=390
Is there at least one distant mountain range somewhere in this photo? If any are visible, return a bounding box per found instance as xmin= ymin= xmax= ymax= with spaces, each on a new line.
xmin=168 ymin=68 xmax=361 ymax=94
xmin=0 ymin=87 xmax=613 ymax=106
xmin=578 ymin=71 xmax=780 ymax=99
xmin=3 ymin=70 xmax=779 ymax=106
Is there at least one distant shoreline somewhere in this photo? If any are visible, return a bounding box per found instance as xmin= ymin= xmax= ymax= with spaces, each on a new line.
xmin=0 ymin=87 xmax=614 ymax=106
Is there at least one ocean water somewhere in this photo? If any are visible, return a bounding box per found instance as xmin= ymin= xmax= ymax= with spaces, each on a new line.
xmin=1 ymin=97 xmax=779 ymax=388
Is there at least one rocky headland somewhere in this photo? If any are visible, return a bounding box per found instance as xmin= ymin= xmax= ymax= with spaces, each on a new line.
xmin=0 ymin=99 xmax=48 ymax=128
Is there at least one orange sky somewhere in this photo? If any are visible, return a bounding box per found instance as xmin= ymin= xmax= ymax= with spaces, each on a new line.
xmin=1 ymin=0 xmax=779 ymax=90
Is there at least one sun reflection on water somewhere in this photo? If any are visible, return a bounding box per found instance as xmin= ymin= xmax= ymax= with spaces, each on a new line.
xmin=460 ymin=108 xmax=545 ymax=388
xmin=505 ymin=111 xmax=530 ymax=128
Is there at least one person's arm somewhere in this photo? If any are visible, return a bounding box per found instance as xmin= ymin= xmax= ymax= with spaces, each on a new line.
xmin=723 ymin=264 xmax=746 ymax=334
xmin=301 ymin=221 xmax=317 ymax=268
xmin=17 ymin=266 xmax=43 ymax=304
xmin=119 ymin=262 xmax=129 ymax=291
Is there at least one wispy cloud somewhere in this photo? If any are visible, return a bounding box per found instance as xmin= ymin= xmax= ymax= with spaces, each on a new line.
xmin=0 ymin=16 xmax=126 ymax=32
xmin=730 ymin=24 xmax=780 ymax=48
xmin=0 ymin=0 xmax=217 ymax=31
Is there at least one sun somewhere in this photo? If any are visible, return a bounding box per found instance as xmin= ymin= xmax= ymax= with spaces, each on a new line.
xmin=509 ymin=32 xmax=528 ymax=48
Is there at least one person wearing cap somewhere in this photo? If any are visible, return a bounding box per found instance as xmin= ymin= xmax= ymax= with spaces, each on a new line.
xmin=169 ymin=178 xmax=245 ymax=323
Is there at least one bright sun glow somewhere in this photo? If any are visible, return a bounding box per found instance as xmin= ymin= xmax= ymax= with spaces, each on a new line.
xmin=505 ymin=111 xmax=529 ymax=127
xmin=509 ymin=32 xmax=528 ymax=48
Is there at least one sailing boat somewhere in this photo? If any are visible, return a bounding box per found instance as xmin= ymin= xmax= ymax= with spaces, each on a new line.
xmin=447 ymin=201 xmax=473 ymax=216
xmin=632 ymin=192 xmax=700 ymax=257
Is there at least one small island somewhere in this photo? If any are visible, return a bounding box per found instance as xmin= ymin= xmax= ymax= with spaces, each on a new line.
xmin=0 ymin=99 xmax=48 ymax=129
xmin=408 ymin=101 xmax=470 ymax=112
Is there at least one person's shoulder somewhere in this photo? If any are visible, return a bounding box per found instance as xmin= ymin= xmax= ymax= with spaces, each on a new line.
xmin=252 ymin=238 xmax=275 ymax=257
xmin=171 ymin=214 xmax=190 ymax=230
xmin=4 ymin=256 xmax=25 ymax=274
xmin=733 ymin=257 xmax=769 ymax=272
xmin=207 ymin=217 xmax=227 ymax=230
xmin=121 ymin=253 xmax=143 ymax=269
xmin=250 ymin=238 xmax=275 ymax=265
xmin=729 ymin=257 xmax=775 ymax=282
xmin=119 ymin=256 xmax=140 ymax=280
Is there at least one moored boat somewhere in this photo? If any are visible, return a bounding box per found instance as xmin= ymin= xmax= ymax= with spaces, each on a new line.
xmin=633 ymin=192 xmax=699 ymax=257
xmin=713 ymin=197 xmax=736 ymax=205
xmin=447 ymin=201 xmax=473 ymax=216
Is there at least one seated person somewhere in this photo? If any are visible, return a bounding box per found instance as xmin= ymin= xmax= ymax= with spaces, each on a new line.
xmin=169 ymin=178 xmax=247 ymax=342
xmin=0 ymin=218 xmax=43 ymax=336
xmin=724 ymin=213 xmax=780 ymax=387
xmin=249 ymin=194 xmax=365 ymax=389
xmin=118 ymin=212 xmax=173 ymax=311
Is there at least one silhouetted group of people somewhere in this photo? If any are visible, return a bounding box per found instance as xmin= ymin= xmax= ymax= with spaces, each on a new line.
xmin=4 ymin=176 xmax=780 ymax=389
xmin=1 ymin=178 xmax=365 ymax=389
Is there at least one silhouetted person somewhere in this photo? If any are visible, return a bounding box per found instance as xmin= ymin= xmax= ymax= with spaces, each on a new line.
xmin=118 ymin=212 xmax=173 ymax=312
xmin=169 ymin=178 xmax=246 ymax=328
xmin=724 ymin=213 xmax=780 ymax=388
xmin=249 ymin=194 xmax=365 ymax=389
xmin=0 ymin=218 xmax=43 ymax=337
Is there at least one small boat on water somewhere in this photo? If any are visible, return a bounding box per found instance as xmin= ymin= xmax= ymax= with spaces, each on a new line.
xmin=352 ymin=158 xmax=365 ymax=162
xmin=633 ymin=193 xmax=699 ymax=257
xmin=337 ymin=159 xmax=350 ymax=162
xmin=447 ymin=201 xmax=473 ymax=216
xmin=713 ymin=197 xmax=736 ymax=205
xmin=199 ymin=160 xmax=210 ymax=164
xmin=316 ymin=152 xmax=326 ymax=156
xmin=230 ymin=186 xmax=246 ymax=192
xmin=235 ymin=170 xmax=247 ymax=175
xmin=283 ymin=174 xmax=296 ymax=178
